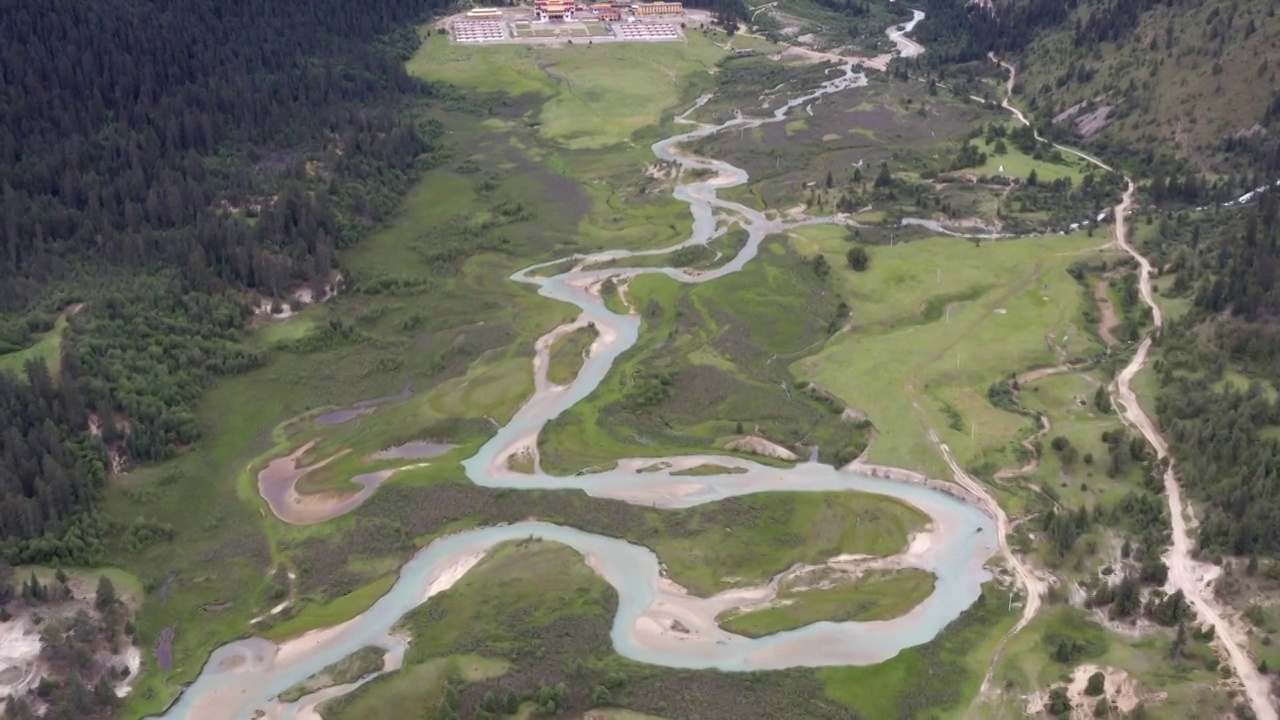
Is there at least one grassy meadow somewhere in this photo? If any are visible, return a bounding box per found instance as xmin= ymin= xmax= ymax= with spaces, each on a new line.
xmin=648 ymin=492 xmax=927 ymax=595
xmin=82 ymin=13 xmax=1152 ymax=720
xmin=0 ymin=311 xmax=67 ymax=377
xmin=538 ymin=238 xmax=874 ymax=474
xmin=970 ymin=135 xmax=1087 ymax=185
xmin=547 ymin=324 xmax=598 ymax=386
xmin=978 ymin=606 xmax=1236 ymax=720
xmin=791 ymin=227 xmax=1120 ymax=478
xmin=407 ymin=34 xmax=726 ymax=149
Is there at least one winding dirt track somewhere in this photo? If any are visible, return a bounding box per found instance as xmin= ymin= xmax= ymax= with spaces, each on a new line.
xmin=993 ymin=56 xmax=1277 ymax=720
xmin=933 ymin=434 xmax=1048 ymax=694
xmin=1110 ymin=183 xmax=1277 ymax=720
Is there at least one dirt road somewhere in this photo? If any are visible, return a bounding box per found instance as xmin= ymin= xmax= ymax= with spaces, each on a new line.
xmin=930 ymin=434 xmax=1048 ymax=693
xmin=992 ymin=55 xmax=1276 ymax=719
xmin=1093 ymin=279 xmax=1120 ymax=346
xmin=1109 ymin=181 xmax=1277 ymax=720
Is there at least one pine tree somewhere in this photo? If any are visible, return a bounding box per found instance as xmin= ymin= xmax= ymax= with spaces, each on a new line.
xmin=1093 ymin=385 xmax=1111 ymax=414
xmin=95 ymin=576 xmax=116 ymax=612
xmin=874 ymin=162 xmax=893 ymax=189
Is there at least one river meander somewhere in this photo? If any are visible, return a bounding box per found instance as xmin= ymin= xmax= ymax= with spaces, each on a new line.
xmin=152 ymin=11 xmax=1009 ymax=719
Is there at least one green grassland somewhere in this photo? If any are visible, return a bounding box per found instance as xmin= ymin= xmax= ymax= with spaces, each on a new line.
xmin=969 ymin=136 xmax=1087 ymax=185
xmin=817 ymin=583 xmax=1018 ymax=720
xmin=279 ymin=645 xmax=386 ymax=702
xmin=717 ymin=568 xmax=936 ymax=637
xmin=408 ymin=34 xmax=726 ymax=150
xmin=353 ymin=476 xmax=930 ymax=597
xmin=647 ymin=492 xmax=927 ymax=595
xmin=980 ymin=606 xmax=1236 ymax=720
xmin=325 ymin=539 xmax=861 ymax=720
xmin=320 ymin=538 xmax=1018 ymax=720
xmin=0 ymin=311 xmax=67 ymax=377
xmin=792 ymin=227 xmax=1118 ymax=479
xmin=1018 ymin=372 xmax=1139 ymax=508
xmin=538 ymin=237 xmax=874 ymax=474
xmin=321 ymin=653 xmax=510 ymax=720
xmin=547 ymin=323 xmax=599 ymax=386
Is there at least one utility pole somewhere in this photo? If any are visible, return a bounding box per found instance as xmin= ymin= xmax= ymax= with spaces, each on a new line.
xmin=937 ymin=267 xmax=941 ymax=283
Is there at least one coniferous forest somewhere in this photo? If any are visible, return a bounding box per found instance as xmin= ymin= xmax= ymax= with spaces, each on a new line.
xmin=0 ymin=0 xmax=454 ymax=564
xmin=0 ymin=0 xmax=753 ymax=565
xmin=1144 ymin=193 xmax=1280 ymax=557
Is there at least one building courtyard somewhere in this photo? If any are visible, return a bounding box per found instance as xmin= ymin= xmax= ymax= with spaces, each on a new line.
xmin=447 ymin=3 xmax=695 ymax=45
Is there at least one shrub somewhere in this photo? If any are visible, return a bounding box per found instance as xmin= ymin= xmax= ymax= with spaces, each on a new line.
xmin=846 ymin=246 xmax=870 ymax=272
xmin=1084 ymin=670 xmax=1105 ymax=696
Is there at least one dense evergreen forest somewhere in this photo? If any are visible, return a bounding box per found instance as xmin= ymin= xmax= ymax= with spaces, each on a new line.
xmin=0 ymin=0 xmax=457 ymax=563
xmin=1141 ymin=192 xmax=1280 ymax=556
xmin=0 ymin=0 xmax=751 ymax=565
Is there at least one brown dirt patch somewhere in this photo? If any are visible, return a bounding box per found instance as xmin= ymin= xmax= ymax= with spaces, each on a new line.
xmin=1093 ymin=278 xmax=1119 ymax=346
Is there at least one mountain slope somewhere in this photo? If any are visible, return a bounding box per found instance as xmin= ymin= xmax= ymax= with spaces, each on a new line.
xmin=1014 ymin=0 xmax=1280 ymax=174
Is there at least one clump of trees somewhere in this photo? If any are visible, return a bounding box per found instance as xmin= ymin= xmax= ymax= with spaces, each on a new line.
xmin=2 ymin=571 xmax=132 ymax=720
xmin=846 ymin=246 xmax=870 ymax=272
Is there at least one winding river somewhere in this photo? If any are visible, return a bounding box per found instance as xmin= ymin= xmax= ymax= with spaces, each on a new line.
xmin=154 ymin=12 xmax=1014 ymax=719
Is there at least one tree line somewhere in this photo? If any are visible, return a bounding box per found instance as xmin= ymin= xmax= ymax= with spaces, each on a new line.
xmin=0 ymin=0 xmax=460 ymax=560
xmin=1144 ymin=193 xmax=1280 ymax=556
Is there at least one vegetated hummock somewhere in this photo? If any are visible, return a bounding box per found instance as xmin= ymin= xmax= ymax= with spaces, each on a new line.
xmin=279 ymin=645 xmax=386 ymax=703
xmin=547 ymin=324 xmax=599 ymax=386
xmin=717 ymin=568 xmax=937 ymax=638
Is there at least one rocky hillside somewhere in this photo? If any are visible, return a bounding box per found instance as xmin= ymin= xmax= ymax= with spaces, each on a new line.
xmin=1012 ymin=0 xmax=1280 ymax=176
